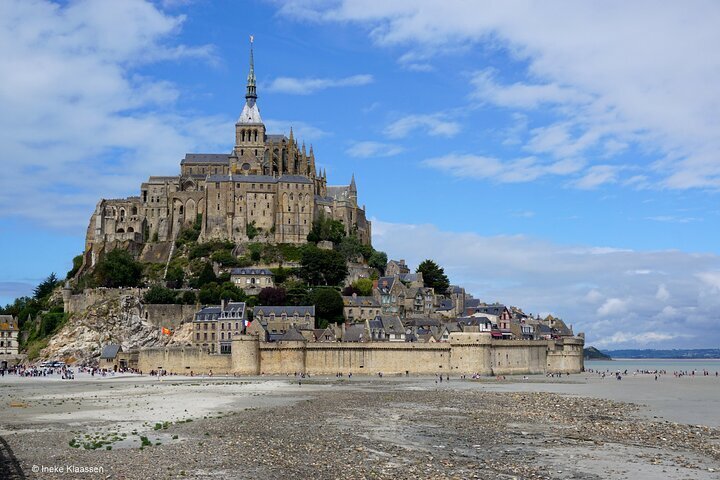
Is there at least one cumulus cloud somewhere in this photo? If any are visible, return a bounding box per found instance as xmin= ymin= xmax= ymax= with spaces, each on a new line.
xmin=371 ymin=219 xmax=720 ymax=349
xmin=266 ymin=74 xmax=373 ymax=94
xmin=346 ymin=141 xmax=404 ymax=158
xmin=422 ymin=154 xmax=583 ymax=183
xmin=386 ymin=114 xmax=461 ymax=139
xmin=279 ymin=1 xmax=720 ymax=190
xmin=0 ymin=0 xmax=226 ymax=230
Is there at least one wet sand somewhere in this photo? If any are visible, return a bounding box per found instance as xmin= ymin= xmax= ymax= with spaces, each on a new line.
xmin=1 ymin=372 xmax=719 ymax=479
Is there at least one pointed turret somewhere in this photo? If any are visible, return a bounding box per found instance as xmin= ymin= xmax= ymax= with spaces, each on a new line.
xmin=309 ymin=144 xmax=316 ymax=176
xmin=289 ymin=126 xmax=294 ymax=142
xmin=237 ymin=35 xmax=263 ymax=125
xmin=350 ymin=173 xmax=357 ymax=192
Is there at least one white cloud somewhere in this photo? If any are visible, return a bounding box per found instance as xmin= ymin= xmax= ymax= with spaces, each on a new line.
xmin=570 ymin=165 xmax=621 ymax=189
xmin=656 ymin=284 xmax=670 ymax=302
xmin=266 ymin=74 xmax=373 ymax=94
xmin=0 ymin=0 xmax=224 ymax=229
xmin=646 ymin=216 xmax=703 ymax=224
xmin=346 ymin=141 xmax=404 ymax=158
xmin=422 ymin=154 xmax=583 ymax=183
xmin=371 ymin=219 xmax=720 ymax=349
xmin=263 ymin=119 xmax=329 ymax=142
xmin=386 ymin=114 xmax=461 ymax=139
xmin=280 ymin=1 xmax=720 ymax=190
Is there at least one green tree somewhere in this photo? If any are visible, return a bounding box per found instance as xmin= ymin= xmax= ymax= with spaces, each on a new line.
xmin=33 ymin=273 xmax=60 ymax=300
xmin=258 ymin=287 xmax=287 ymax=306
xmin=94 ymin=250 xmax=143 ymax=288
xmin=211 ymin=249 xmax=238 ymax=267
xmin=284 ymin=280 xmax=310 ymax=306
xmin=299 ymin=246 xmax=348 ymax=286
xmin=246 ymin=221 xmax=260 ymax=240
xmin=66 ymin=254 xmax=84 ymax=279
xmin=165 ymin=264 xmax=185 ymax=287
xmin=307 ymin=214 xmax=346 ymax=244
xmin=198 ymin=283 xmax=220 ymax=305
xmin=143 ymin=285 xmax=178 ymax=304
xmin=219 ymin=282 xmax=246 ymax=302
xmin=353 ymin=278 xmax=373 ymax=296
xmin=189 ymin=262 xmax=217 ymax=288
xmin=416 ymin=259 xmax=450 ymax=295
xmin=368 ymin=250 xmax=388 ymax=275
xmin=308 ymin=287 xmax=344 ymax=327
xmin=180 ymin=290 xmax=197 ymax=305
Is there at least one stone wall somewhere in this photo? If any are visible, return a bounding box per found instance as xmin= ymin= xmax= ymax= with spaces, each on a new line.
xmin=138 ymin=346 xmax=232 ymax=375
xmin=64 ymin=288 xmax=145 ymax=314
xmin=135 ymin=333 xmax=584 ymax=376
xmin=140 ymin=304 xmax=197 ymax=329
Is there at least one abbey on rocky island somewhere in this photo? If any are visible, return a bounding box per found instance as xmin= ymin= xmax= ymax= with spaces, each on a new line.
xmin=84 ymin=39 xmax=370 ymax=266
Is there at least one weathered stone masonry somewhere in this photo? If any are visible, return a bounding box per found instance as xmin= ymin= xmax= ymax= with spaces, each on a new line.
xmin=138 ymin=334 xmax=584 ymax=376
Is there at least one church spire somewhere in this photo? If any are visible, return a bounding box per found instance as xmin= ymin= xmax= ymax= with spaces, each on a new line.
xmin=246 ymin=35 xmax=257 ymax=102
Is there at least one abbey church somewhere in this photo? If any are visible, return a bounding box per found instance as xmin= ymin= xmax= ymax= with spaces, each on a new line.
xmin=84 ymin=40 xmax=371 ymax=266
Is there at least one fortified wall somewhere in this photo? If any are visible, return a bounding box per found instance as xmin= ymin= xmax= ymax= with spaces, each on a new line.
xmin=138 ymin=333 xmax=584 ymax=376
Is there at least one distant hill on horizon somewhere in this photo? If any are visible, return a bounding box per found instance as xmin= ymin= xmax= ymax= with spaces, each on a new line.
xmin=600 ymin=349 xmax=720 ymax=359
xmin=584 ymin=346 xmax=612 ymax=360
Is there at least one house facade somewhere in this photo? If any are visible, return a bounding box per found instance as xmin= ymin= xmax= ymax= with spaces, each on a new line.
xmin=230 ymin=268 xmax=274 ymax=294
xmin=0 ymin=315 xmax=19 ymax=356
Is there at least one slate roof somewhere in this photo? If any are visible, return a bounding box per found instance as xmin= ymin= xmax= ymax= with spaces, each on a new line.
xmin=457 ymin=316 xmax=492 ymax=327
xmin=230 ymin=268 xmax=273 ymax=276
xmin=376 ymin=316 xmax=404 ymax=334
xmin=181 ymin=154 xmax=231 ymax=165
xmin=471 ymin=304 xmax=508 ymax=316
xmin=100 ymin=344 xmax=122 ymax=359
xmin=465 ymin=299 xmax=481 ymax=309
xmin=278 ymin=175 xmax=313 ymax=184
xmin=326 ymin=185 xmax=351 ymax=200
xmin=194 ymin=302 xmax=246 ymax=321
xmin=253 ymin=306 xmax=315 ymax=317
xmin=342 ymin=295 xmax=380 ymax=307
xmin=437 ymin=299 xmax=454 ymax=311
xmin=266 ymin=134 xmax=288 ymax=143
xmin=376 ymin=276 xmax=398 ymax=294
xmin=342 ymin=324 xmax=366 ymax=342
xmin=400 ymin=273 xmax=421 ymax=283
xmin=404 ymin=317 xmax=441 ymax=328
xmin=278 ymin=328 xmax=307 ymax=342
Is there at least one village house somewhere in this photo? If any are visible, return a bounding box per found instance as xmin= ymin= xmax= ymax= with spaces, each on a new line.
xmin=342 ymin=293 xmax=381 ymax=322
xmin=99 ymin=344 xmax=123 ymax=371
xmin=193 ymin=300 xmax=247 ymax=354
xmin=0 ymin=315 xmax=19 ymax=356
xmin=230 ymin=268 xmax=274 ymax=294
xmin=374 ymin=276 xmax=407 ymax=317
xmin=252 ymin=305 xmax=315 ymax=337
xmin=367 ymin=316 xmax=406 ymax=342
xmin=385 ymin=259 xmax=410 ymax=277
xmin=404 ymin=286 xmax=436 ymax=317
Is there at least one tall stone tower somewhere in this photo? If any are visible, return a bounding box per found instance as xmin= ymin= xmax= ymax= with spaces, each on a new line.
xmin=232 ymin=35 xmax=266 ymax=172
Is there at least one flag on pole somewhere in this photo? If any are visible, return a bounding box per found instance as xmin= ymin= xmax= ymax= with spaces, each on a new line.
xmin=162 ymin=327 xmax=172 ymax=335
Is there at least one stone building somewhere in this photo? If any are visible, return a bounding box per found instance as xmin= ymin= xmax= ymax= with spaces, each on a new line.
xmin=82 ymin=38 xmax=371 ymax=269
xmin=230 ymin=268 xmax=274 ymax=294
xmin=0 ymin=315 xmax=19 ymax=356
xmin=252 ymin=305 xmax=315 ymax=337
xmin=342 ymin=293 xmax=381 ymax=322
xmin=193 ymin=301 xmax=247 ymax=354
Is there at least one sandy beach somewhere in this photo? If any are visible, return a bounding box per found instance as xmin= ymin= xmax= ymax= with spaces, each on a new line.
xmin=1 ymin=371 xmax=719 ymax=479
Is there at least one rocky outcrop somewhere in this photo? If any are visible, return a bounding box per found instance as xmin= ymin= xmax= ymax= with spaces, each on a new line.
xmin=40 ymin=293 xmax=174 ymax=364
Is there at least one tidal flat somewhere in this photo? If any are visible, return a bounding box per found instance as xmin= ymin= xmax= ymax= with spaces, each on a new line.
xmin=1 ymin=372 xmax=719 ymax=479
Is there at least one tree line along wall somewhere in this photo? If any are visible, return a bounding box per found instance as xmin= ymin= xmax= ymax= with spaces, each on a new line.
xmin=138 ymin=334 xmax=584 ymax=376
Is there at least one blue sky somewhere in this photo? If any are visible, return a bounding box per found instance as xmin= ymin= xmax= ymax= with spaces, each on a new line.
xmin=1 ymin=0 xmax=719 ymax=349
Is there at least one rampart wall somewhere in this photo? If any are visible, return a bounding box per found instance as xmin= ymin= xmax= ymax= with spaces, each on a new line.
xmin=138 ymin=333 xmax=584 ymax=376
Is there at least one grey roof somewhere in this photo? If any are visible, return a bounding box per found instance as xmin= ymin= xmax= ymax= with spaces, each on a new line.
xmin=448 ymin=285 xmax=464 ymax=294
xmin=442 ymin=323 xmax=462 ymax=333
xmin=233 ymin=175 xmax=278 ymax=183
xmin=457 ymin=316 xmax=492 ymax=327
xmin=342 ymin=295 xmax=380 ymax=307
xmin=537 ymin=324 xmax=553 ymax=334
xmin=375 ymin=316 xmax=404 ymax=334
xmin=471 ymin=303 xmax=508 ymax=317
xmin=181 ymin=153 xmax=231 ymax=164
xmin=404 ymin=317 xmax=441 ymax=328
xmin=253 ymin=305 xmax=315 ymax=317
xmin=147 ymin=176 xmax=180 ymax=183
xmin=437 ymin=299 xmax=454 ymax=311
xmin=342 ymin=324 xmax=366 ymax=342
xmin=278 ymin=328 xmax=307 ymax=342
xmin=376 ymin=276 xmax=398 ymax=293
xmin=400 ymin=273 xmax=421 ymax=283
xmin=326 ymin=185 xmax=352 ymax=200
xmin=100 ymin=344 xmax=122 ymax=359
xmin=266 ymin=134 xmax=289 ymax=143
xmin=194 ymin=302 xmax=246 ymax=321
xmin=278 ymin=175 xmax=313 ymax=184
xmin=465 ymin=299 xmax=481 ymax=309
xmin=231 ymin=268 xmax=273 ymax=276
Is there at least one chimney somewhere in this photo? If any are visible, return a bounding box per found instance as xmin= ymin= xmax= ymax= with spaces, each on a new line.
xmin=221 ymin=299 xmax=227 ymax=310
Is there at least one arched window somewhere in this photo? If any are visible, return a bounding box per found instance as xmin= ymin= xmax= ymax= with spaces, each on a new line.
xmin=179 ymin=205 xmax=184 ymax=215
xmin=127 ymin=227 xmax=134 ymax=233
xmin=131 ymin=206 xmax=138 ymax=215
xmin=119 ymin=208 xmax=125 ymax=221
